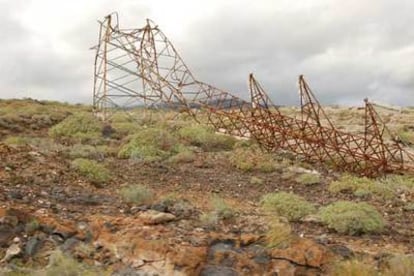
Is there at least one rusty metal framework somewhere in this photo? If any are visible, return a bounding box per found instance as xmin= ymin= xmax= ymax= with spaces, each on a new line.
xmin=93 ymin=13 xmax=414 ymax=176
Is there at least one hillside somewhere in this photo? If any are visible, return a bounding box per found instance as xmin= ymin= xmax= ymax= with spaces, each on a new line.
xmin=1 ymin=98 xmax=414 ymax=275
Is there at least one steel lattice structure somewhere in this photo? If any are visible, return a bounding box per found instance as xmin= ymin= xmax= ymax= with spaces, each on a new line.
xmin=93 ymin=13 xmax=414 ymax=176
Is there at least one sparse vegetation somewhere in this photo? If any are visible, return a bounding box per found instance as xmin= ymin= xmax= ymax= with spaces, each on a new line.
xmin=119 ymin=184 xmax=154 ymax=205
xmin=250 ymin=176 xmax=264 ymax=185
xmin=397 ymin=126 xmax=414 ymax=145
xmin=383 ymin=254 xmax=414 ymax=276
xmin=49 ymin=112 xmax=103 ymax=143
xmin=331 ymin=259 xmax=377 ymax=276
xmin=329 ymin=174 xmax=395 ymax=200
xmin=111 ymin=121 xmax=141 ymax=137
xmin=211 ymin=195 xmax=235 ymax=220
xmin=0 ymin=247 xmax=106 ymax=275
xmin=319 ymin=201 xmax=385 ymax=235
xmin=261 ymin=192 xmax=316 ymax=221
xmin=200 ymin=195 xmax=235 ymax=227
xmin=295 ymin=173 xmax=321 ymax=185
xmin=199 ymin=212 xmax=219 ymax=227
xmin=117 ymin=127 xmax=180 ymax=161
xmin=71 ymin=158 xmax=110 ymax=185
xmin=0 ymin=99 xmax=84 ymax=134
xmin=46 ymin=250 xmax=107 ymax=276
xmin=167 ymin=147 xmax=196 ymax=163
xmin=178 ymin=125 xmax=236 ymax=151
xmin=3 ymin=136 xmax=29 ymax=146
xmin=265 ymin=218 xmax=292 ymax=248
xmin=68 ymin=144 xmax=108 ymax=159
xmin=381 ymin=174 xmax=414 ymax=191
xmin=229 ymin=145 xmax=277 ymax=173
xmin=2 ymin=99 xmax=414 ymax=275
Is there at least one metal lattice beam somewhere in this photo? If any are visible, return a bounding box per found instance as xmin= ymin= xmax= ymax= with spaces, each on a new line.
xmin=93 ymin=13 xmax=414 ymax=176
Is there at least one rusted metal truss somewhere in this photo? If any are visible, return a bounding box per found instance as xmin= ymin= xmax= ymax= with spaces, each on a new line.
xmin=93 ymin=13 xmax=414 ymax=176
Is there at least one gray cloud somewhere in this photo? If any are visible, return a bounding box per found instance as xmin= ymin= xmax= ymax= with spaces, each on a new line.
xmin=1 ymin=0 xmax=413 ymax=106
xmin=177 ymin=0 xmax=414 ymax=106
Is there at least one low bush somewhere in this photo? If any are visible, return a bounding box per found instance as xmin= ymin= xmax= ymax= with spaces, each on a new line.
xmin=49 ymin=112 xmax=103 ymax=143
xmin=3 ymin=136 xmax=65 ymax=154
xmin=117 ymin=127 xmax=180 ymax=161
xmin=329 ymin=174 xmax=395 ymax=200
xmin=157 ymin=193 xmax=195 ymax=218
xmin=178 ymin=125 xmax=236 ymax=151
xmin=403 ymin=203 xmax=414 ymax=211
xmin=331 ymin=259 xmax=377 ymax=276
xmin=261 ymin=192 xmax=316 ymax=221
xmin=319 ymin=201 xmax=385 ymax=235
xmin=71 ymin=158 xmax=110 ymax=185
xmin=250 ymin=176 xmax=264 ymax=185
xmin=295 ymin=173 xmax=321 ymax=186
xmin=200 ymin=212 xmax=219 ymax=227
xmin=119 ymin=184 xmax=154 ymax=205
xmin=229 ymin=145 xmax=277 ymax=173
xmin=68 ymin=144 xmax=108 ymax=160
xmin=211 ymin=195 xmax=235 ymax=220
xmin=381 ymin=174 xmax=414 ymax=191
xmin=200 ymin=196 xmax=235 ymax=227
xmin=111 ymin=121 xmax=141 ymax=138
xmin=265 ymin=218 xmax=292 ymax=248
xmin=397 ymin=127 xmax=414 ymax=145
xmin=3 ymin=136 xmax=29 ymax=146
xmin=0 ymin=99 xmax=86 ymax=133
xmin=168 ymin=149 xmax=196 ymax=164
xmin=383 ymin=254 xmax=414 ymax=276
xmin=46 ymin=250 xmax=107 ymax=276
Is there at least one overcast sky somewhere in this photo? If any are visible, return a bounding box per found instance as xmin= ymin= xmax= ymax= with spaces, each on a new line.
xmin=1 ymin=0 xmax=414 ymax=106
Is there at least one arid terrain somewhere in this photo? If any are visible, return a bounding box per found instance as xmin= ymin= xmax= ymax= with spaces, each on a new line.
xmin=1 ymin=98 xmax=414 ymax=275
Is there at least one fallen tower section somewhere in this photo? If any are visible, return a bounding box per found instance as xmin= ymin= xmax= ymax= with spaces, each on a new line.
xmin=92 ymin=13 xmax=414 ymax=176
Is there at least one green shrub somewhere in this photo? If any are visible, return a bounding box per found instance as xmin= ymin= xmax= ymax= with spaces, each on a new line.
xmin=111 ymin=121 xmax=141 ymax=137
xmin=46 ymin=250 xmax=106 ymax=276
xmin=71 ymin=158 xmax=110 ymax=185
xmin=265 ymin=218 xmax=292 ymax=248
xmin=329 ymin=174 xmax=395 ymax=200
xmin=403 ymin=203 xmax=414 ymax=211
xmin=68 ymin=144 xmax=108 ymax=159
xmin=0 ymin=99 xmax=86 ymax=132
xmin=397 ymin=128 xmax=414 ymax=145
xmin=168 ymin=149 xmax=196 ymax=164
xmin=331 ymin=259 xmax=377 ymax=276
xmin=381 ymin=174 xmax=414 ymax=191
xmin=200 ymin=212 xmax=219 ymax=227
xmin=250 ymin=176 xmax=264 ymax=185
xmin=295 ymin=173 xmax=321 ymax=185
xmin=329 ymin=174 xmax=373 ymax=194
xmin=211 ymin=195 xmax=235 ymax=220
xmin=319 ymin=201 xmax=385 ymax=235
xmin=117 ymin=127 xmax=179 ymax=161
xmin=3 ymin=136 xmax=65 ymax=154
xmin=200 ymin=196 xmax=235 ymax=227
xmin=229 ymin=146 xmax=277 ymax=173
xmin=49 ymin=112 xmax=103 ymax=143
xmin=261 ymin=192 xmax=316 ymax=221
xmin=119 ymin=184 xmax=154 ymax=205
xmin=178 ymin=125 xmax=236 ymax=151
xmin=3 ymin=136 xmax=29 ymax=146
xmin=383 ymin=254 xmax=414 ymax=276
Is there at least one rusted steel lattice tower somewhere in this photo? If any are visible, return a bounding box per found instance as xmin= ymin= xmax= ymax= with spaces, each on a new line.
xmin=93 ymin=13 xmax=414 ymax=176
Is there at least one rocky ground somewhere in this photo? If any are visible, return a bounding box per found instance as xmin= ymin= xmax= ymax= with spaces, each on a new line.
xmin=1 ymin=99 xmax=414 ymax=275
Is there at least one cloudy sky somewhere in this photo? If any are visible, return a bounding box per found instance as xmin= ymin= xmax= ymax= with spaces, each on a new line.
xmin=1 ymin=0 xmax=414 ymax=106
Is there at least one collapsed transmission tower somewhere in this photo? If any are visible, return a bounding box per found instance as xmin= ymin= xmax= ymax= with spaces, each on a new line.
xmin=93 ymin=13 xmax=414 ymax=176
